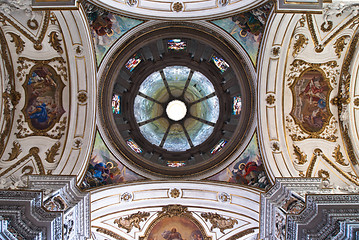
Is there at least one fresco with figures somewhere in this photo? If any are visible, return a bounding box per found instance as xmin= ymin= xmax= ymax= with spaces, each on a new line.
xmin=85 ymin=3 xmax=143 ymax=66
xmin=147 ymin=216 xmax=204 ymax=240
xmin=81 ymin=131 xmax=145 ymax=189
xmin=208 ymin=132 xmax=270 ymax=190
xmin=290 ymin=69 xmax=332 ymax=133
xmin=211 ymin=2 xmax=272 ymax=66
xmin=23 ymin=64 xmax=65 ymax=131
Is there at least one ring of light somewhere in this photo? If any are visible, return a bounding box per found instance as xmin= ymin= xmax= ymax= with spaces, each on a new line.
xmin=166 ymin=100 xmax=187 ymax=121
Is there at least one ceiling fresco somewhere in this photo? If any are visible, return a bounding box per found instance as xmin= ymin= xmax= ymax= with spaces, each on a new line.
xmin=0 ymin=0 xmax=359 ymax=239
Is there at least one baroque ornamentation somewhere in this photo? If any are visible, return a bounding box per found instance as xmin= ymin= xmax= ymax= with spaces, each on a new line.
xmin=172 ymin=2 xmax=183 ymax=12
xmin=114 ymin=211 xmax=150 ymax=233
xmin=306 ymin=14 xmax=358 ymax=54
xmin=77 ymin=91 xmax=88 ymax=104
xmin=169 ymin=188 xmax=180 ymax=198
xmin=96 ymin=227 xmax=126 ymax=240
xmin=227 ymin=228 xmax=256 ymax=240
xmin=126 ymin=0 xmax=138 ymax=7
xmin=120 ymin=192 xmax=132 ymax=202
xmin=218 ymin=192 xmax=230 ymax=203
xmin=48 ymin=32 xmax=63 ymax=54
xmin=272 ymin=46 xmax=280 ymax=57
xmin=305 ymin=149 xmax=359 ymax=186
xmin=332 ymin=145 xmax=348 ymax=166
xmin=265 ymin=94 xmax=275 ymax=105
xmin=0 ymin=11 xmax=51 ymax=50
xmin=7 ymin=32 xmax=24 ymax=54
xmin=292 ymin=34 xmax=308 ymax=57
xmin=334 ymin=35 xmax=348 ymax=58
xmin=3 ymin=141 xmax=21 ymax=162
xmin=293 ymin=144 xmax=307 ymax=165
xmin=45 ymin=142 xmax=61 ymax=163
xmin=201 ymin=212 xmax=238 ymax=233
xmin=16 ymin=115 xmax=67 ymax=139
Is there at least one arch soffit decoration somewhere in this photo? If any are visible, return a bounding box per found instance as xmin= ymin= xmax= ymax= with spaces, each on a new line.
xmin=91 ymin=181 xmax=261 ymax=240
xmin=257 ymin=9 xmax=359 ymax=190
xmin=86 ymin=0 xmax=269 ymax=21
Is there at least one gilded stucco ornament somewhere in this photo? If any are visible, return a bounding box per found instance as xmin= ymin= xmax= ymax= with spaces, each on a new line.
xmin=114 ymin=211 xmax=150 ymax=233
xmin=265 ymin=94 xmax=275 ymax=105
xmin=293 ymin=144 xmax=307 ymax=165
xmin=48 ymin=31 xmax=63 ymax=54
xmin=96 ymin=228 xmax=126 ymax=240
xmin=7 ymin=32 xmax=24 ymax=54
xmin=333 ymin=35 xmax=349 ymax=58
xmin=121 ymin=192 xmax=133 ymax=202
xmin=292 ymin=34 xmax=308 ymax=57
xmin=201 ymin=212 xmax=238 ymax=233
xmin=218 ymin=192 xmax=230 ymax=203
xmin=172 ymin=2 xmax=183 ymax=12
xmin=169 ymin=188 xmax=181 ymax=198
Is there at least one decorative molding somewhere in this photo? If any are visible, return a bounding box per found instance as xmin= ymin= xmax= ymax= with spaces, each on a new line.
xmin=293 ymin=144 xmax=307 ymax=165
xmin=96 ymin=227 xmax=126 ymax=240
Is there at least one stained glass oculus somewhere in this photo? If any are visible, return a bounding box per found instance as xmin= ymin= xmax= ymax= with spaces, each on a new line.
xmin=211 ymin=55 xmax=229 ymax=72
xmin=134 ymin=66 xmax=220 ymax=152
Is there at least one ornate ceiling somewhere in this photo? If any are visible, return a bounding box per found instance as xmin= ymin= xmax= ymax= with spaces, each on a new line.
xmin=0 ymin=0 xmax=358 ymax=239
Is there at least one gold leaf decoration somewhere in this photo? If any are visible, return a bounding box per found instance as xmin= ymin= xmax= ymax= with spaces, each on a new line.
xmin=334 ymin=35 xmax=348 ymax=58
xmin=201 ymin=212 xmax=238 ymax=234
xmin=45 ymin=142 xmax=61 ymax=163
xmin=293 ymin=145 xmax=307 ymax=165
xmin=292 ymin=34 xmax=308 ymax=57
xmin=3 ymin=141 xmax=22 ymax=162
xmin=7 ymin=32 xmax=25 ymax=54
xmin=48 ymin=31 xmax=63 ymax=54
xmin=318 ymin=169 xmax=330 ymax=180
xmin=114 ymin=211 xmax=150 ymax=233
xmin=332 ymin=145 xmax=348 ymax=166
xmin=96 ymin=228 xmax=126 ymax=240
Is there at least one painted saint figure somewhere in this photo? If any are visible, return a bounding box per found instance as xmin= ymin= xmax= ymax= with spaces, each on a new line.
xmin=162 ymin=228 xmax=183 ymax=240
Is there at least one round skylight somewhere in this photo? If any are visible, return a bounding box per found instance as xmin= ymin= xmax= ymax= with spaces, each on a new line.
xmin=166 ymin=100 xmax=187 ymax=121
xmin=134 ymin=66 xmax=219 ymax=152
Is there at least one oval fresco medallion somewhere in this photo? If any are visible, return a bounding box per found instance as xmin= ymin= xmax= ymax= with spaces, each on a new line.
xmin=145 ymin=215 xmax=206 ymax=240
xmin=289 ymin=69 xmax=332 ymax=134
xmin=23 ymin=64 xmax=65 ymax=132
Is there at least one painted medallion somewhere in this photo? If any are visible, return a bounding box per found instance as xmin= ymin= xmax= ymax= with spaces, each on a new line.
xmin=147 ymin=216 xmax=205 ymax=240
xmin=23 ymin=64 xmax=65 ymax=131
xmin=290 ymin=69 xmax=332 ymax=134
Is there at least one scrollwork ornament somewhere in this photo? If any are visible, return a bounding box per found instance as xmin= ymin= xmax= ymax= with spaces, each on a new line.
xmin=292 ymin=34 xmax=308 ymax=57
xmin=332 ymin=145 xmax=348 ymax=166
xmin=201 ymin=212 xmax=237 ymax=233
xmin=114 ymin=211 xmax=150 ymax=233
xmin=27 ymin=19 xmax=38 ymax=30
xmin=45 ymin=142 xmax=60 ymax=164
xmin=270 ymin=141 xmax=280 ymax=152
xmin=334 ymin=35 xmax=349 ymax=58
xmin=48 ymin=32 xmax=63 ymax=54
xmin=321 ymin=20 xmax=333 ymax=32
xmin=293 ymin=144 xmax=307 ymax=165
xmin=7 ymin=32 xmax=24 ymax=54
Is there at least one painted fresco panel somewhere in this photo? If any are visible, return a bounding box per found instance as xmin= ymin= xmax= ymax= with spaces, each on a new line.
xmin=208 ymin=132 xmax=270 ymax=189
xmin=290 ymin=69 xmax=332 ymax=133
xmin=211 ymin=2 xmax=272 ymax=66
xmin=85 ymin=4 xmax=143 ymax=65
xmin=23 ymin=64 xmax=65 ymax=131
xmin=147 ymin=216 xmax=204 ymax=240
xmin=81 ymin=131 xmax=144 ymax=189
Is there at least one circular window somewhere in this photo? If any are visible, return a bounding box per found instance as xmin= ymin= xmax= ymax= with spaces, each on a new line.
xmin=134 ymin=66 xmax=219 ymax=152
xmin=98 ymin=23 xmax=255 ymax=178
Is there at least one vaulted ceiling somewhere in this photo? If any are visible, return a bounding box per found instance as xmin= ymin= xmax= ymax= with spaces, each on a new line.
xmin=0 ymin=0 xmax=358 ymax=239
